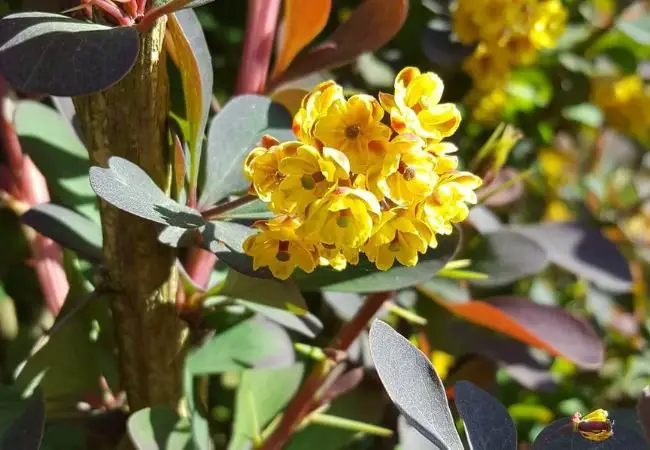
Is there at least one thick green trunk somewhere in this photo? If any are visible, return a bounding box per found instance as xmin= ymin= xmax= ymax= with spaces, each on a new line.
xmin=73 ymin=18 xmax=187 ymax=411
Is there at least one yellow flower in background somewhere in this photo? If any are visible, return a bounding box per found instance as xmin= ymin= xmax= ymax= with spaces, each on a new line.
xmin=243 ymin=70 xmax=481 ymax=279
xmin=376 ymin=135 xmax=438 ymax=206
xmin=273 ymin=145 xmax=350 ymax=216
xmin=379 ymin=67 xmax=461 ymax=142
xmin=364 ymin=209 xmax=433 ymax=270
xmin=301 ymin=187 xmax=381 ymax=249
xmin=244 ymin=138 xmax=299 ymax=202
xmin=314 ymin=94 xmax=391 ymax=172
xmin=293 ymin=80 xmax=345 ymax=146
xmin=243 ymin=216 xmax=318 ymax=280
xmin=465 ymin=86 xmax=508 ymax=125
xmin=463 ymin=44 xmax=512 ymax=91
xmin=592 ymin=75 xmax=650 ymax=144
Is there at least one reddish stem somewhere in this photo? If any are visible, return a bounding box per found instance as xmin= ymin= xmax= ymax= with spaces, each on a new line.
xmin=137 ymin=0 xmax=193 ymax=32
xmin=183 ymin=0 xmax=280 ymax=286
xmin=0 ymin=77 xmax=69 ymax=316
xmin=137 ymin=0 xmax=147 ymax=16
xmin=93 ymin=0 xmax=133 ymax=26
xmin=235 ymin=0 xmax=281 ymax=94
xmin=260 ymin=291 xmax=394 ymax=450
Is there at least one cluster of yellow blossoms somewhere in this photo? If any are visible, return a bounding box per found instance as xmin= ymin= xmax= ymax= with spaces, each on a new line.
xmin=451 ymin=0 xmax=567 ymax=123
xmin=592 ymin=75 xmax=650 ymax=144
xmin=242 ymin=67 xmax=482 ymax=280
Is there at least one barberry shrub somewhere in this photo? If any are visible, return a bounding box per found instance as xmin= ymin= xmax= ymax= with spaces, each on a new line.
xmin=0 ymin=0 xmax=649 ymax=449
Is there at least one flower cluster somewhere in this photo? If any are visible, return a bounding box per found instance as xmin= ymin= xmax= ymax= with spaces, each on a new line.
xmin=451 ymin=0 xmax=567 ymax=123
xmin=242 ymin=68 xmax=482 ymax=280
xmin=592 ymin=74 xmax=650 ymax=144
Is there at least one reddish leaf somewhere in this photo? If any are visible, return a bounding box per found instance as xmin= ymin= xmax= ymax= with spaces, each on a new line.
xmin=421 ymin=294 xmax=604 ymax=369
xmin=271 ymin=0 xmax=332 ymax=79
xmin=272 ymin=0 xmax=408 ymax=87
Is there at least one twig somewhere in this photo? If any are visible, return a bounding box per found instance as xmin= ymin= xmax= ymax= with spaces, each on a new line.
xmin=201 ymin=194 xmax=257 ymax=220
xmin=259 ymin=291 xmax=394 ymax=450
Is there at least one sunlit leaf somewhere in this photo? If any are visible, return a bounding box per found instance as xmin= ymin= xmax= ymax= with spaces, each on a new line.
xmin=0 ymin=12 xmax=139 ymax=95
xmin=271 ymin=0 xmax=331 ymax=78
xmin=167 ymin=9 xmax=213 ymax=186
xmin=199 ymin=95 xmax=294 ymax=208
xmin=369 ymin=320 xmax=463 ymax=450
xmin=454 ymin=381 xmax=517 ymax=450
xmin=90 ymin=156 xmax=204 ymax=228
xmin=617 ymin=13 xmax=650 ymax=45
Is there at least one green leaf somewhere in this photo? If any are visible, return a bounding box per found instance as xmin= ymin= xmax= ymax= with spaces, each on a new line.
xmin=198 ymin=95 xmax=295 ymax=208
xmin=506 ymin=68 xmax=552 ymax=111
xmin=616 ymin=13 xmax=650 ymax=46
xmin=228 ymin=364 xmax=304 ymax=450
xmin=369 ymin=320 xmax=463 ymax=450
xmin=295 ymin=229 xmax=461 ymax=293
xmin=22 ymin=203 xmax=103 ymax=262
xmin=234 ymin=300 xmax=322 ymax=338
xmin=220 ymin=269 xmax=308 ymax=315
xmin=185 ymin=317 xmax=294 ymax=377
xmin=469 ymin=230 xmax=549 ymax=287
xmin=90 ymin=156 xmax=205 ymax=228
xmin=127 ymin=407 xmax=192 ymax=450
xmin=14 ymin=255 xmax=116 ymax=414
xmin=562 ymin=103 xmax=603 ymax=128
xmin=0 ymin=387 xmax=45 ymax=450
xmin=0 ymin=12 xmax=139 ymax=96
xmin=15 ymin=101 xmax=98 ymax=221
xmin=216 ymin=199 xmax=274 ymax=220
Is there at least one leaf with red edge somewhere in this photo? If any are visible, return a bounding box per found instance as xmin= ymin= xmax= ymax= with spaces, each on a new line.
xmin=273 ymin=0 xmax=408 ymax=86
xmin=420 ymin=293 xmax=604 ymax=369
xmin=271 ymin=0 xmax=331 ymax=79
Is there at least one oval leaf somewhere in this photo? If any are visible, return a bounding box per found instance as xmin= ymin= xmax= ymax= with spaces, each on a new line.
xmin=275 ymin=0 xmax=408 ymax=85
xmin=90 ymin=156 xmax=204 ymax=228
xmin=532 ymin=417 xmax=647 ymax=450
xmin=0 ymin=12 xmax=139 ymax=95
xmin=423 ymin=295 xmax=604 ymax=369
xmin=369 ymin=320 xmax=464 ymax=450
xmin=228 ymin=364 xmax=304 ymax=450
xmin=167 ymin=9 xmax=213 ymax=184
xmin=511 ymin=222 xmax=633 ymax=293
xmin=22 ymin=203 xmax=103 ymax=262
xmin=199 ymin=95 xmax=295 ymax=208
xmin=127 ymin=407 xmax=191 ymax=450
xmin=271 ymin=0 xmax=332 ymax=78
xmin=295 ymin=229 xmax=461 ymax=293
xmin=454 ymin=381 xmax=517 ymax=450
xmin=470 ymin=230 xmax=549 ymax=287
xmin=15 ymin=100 xmax=97 ymax=219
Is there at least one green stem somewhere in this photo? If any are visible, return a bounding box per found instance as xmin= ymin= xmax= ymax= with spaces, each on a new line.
xmin=307 ymin=414 xmax=393 ymax=437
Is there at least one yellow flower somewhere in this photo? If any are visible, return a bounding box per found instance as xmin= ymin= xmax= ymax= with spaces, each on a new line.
xmin=244 ymin=138 xmax=299 ymax=202
xmin=317 ymin=243 xmax=360 ymax=271
xmin=380 ymin=67 xmax=461 ymax=142
xmin=273 ymin=145 xmax=350 ymax=216
xmin=243 ymin=216 xmax=318 ymax=280
xmin=375 ymin=134 xmax=438 ymax=206
xmin=418 ymin=172 xmax=482 ymax=237
xmin=301 ymin=187 xmax=381 ymax=249
xmin=364 ymin=209 xmax=433 ymax=270
xmin=426 ymin=142 xmax=459 ymax=174
xmin=465 ymin=86 xmax=507 ymax=125
xmin=313 ymin=94 xmax=392 ymax=173
xmin=292 ymin=80 xmax=345 ymax=146
xmin=463 ymin=44 xmax=511 ymax=91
